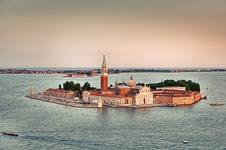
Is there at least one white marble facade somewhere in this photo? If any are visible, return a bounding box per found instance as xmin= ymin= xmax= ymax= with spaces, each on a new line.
xmin=134 ymin=86 xmax=154 ymax=105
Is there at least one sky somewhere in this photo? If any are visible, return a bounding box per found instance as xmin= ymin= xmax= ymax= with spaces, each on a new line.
xmin=0 ymin=0 xmax=226 ymax=68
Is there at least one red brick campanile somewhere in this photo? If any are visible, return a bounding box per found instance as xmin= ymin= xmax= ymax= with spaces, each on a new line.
xmin=101 ymin=55 xmax=108 ymax=93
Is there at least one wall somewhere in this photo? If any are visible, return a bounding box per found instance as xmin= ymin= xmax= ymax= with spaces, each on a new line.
xmin=173 ymin=96 xmax=194 ymax=105
xmin=154 ymin=95 xmax=173 ymax=104
xmin=89 ymin=94 xmax=132 ymax=107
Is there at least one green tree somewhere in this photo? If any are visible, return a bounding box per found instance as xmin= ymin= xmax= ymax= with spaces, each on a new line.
xmin=138 ymin=79 xmax=200 ymax=92
xmin=63 ymin=81 xmax=76 ymax=91
xmin=62 ymin=81 xmax=95 ymax=92
xmin=82 ymin=82 xmax=91 ymax=91
xmin=63 ymin=81 xmax=70 ymax=90
xmin=74 ymin=83 xmax=81 ymax=91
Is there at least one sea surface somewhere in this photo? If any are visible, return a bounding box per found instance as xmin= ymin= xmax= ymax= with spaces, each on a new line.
xmin=0 ymin=72 xmax=226 ymax=150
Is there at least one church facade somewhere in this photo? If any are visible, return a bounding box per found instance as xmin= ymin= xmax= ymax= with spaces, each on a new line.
xmin=134 ymin=86 xmax=154 ymax=105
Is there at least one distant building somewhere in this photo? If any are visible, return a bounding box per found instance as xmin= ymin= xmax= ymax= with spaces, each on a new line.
xmin=82 ymin=91 xmax=91 ymax=102
xmin=83 ymin=55 xmax=154 ymax=107
xmin=153 ymin=90 xmax=201 ymax=105
xmin=44 ymin=89 xmax=75 ymax=99
xmin=156 ymin=86 xmax=186 ymax=91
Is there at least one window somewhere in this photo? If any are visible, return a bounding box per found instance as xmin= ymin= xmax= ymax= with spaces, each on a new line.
xmin=125 ymin=99 xmax=128 ymax=104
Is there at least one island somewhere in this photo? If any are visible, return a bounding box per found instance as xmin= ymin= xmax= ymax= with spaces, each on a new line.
xmin=26 ymin=55 xmax=203 ymax=108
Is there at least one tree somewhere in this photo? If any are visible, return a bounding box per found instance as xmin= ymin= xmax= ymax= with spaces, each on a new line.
xmin=63 ymin=81 xmax=70 ymax=90
xmin=164 ymin=80 xmax=176 ymax=86
xmin=82 ymin=82 xmax=91 ymax=91
xmin=62 ymin=81 xmax=101 ymax=93
xmin=138 ymin=79 xmax=200 ymax=92
xmin=86 ymin=71 xmax=92 ymax=76
xmin=74 ymin=83 xmax=81 ymax=91
xmin=59 ymin=84 xmax=62 ymax=89
xmin=63 ymin=81 xmax=76 ymax=91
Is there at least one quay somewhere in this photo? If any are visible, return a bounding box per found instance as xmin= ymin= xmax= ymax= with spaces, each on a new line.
xmin=123 ymin=104 xmax=167 ymax=108
xmin=25 ymin=94 xmax=99 ymax=108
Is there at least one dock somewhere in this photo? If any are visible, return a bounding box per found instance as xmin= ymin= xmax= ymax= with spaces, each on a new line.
xmin=25 ymin=95 xmax=98 ymax=108
xmin=123 ymin=104 xmax=167 ymax=108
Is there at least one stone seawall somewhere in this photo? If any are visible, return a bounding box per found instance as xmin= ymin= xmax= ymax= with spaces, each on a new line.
xmin=25 ymin=95 xmax=98 ymax=108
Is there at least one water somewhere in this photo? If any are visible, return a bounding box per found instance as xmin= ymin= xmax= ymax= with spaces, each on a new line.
xmin=0 ymin=72 xmax=226 ymax=150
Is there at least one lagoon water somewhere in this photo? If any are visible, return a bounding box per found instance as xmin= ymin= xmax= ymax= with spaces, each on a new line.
xmin=0 ymin=72 xmax=226 ymax=150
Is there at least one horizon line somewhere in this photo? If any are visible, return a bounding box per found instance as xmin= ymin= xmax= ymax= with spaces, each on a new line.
xmin=0 ymin=67 xmax=226 ymax=70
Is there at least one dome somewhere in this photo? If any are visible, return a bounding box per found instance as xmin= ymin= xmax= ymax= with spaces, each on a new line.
xmin=127 ymin=75 xmax=136 ymax=87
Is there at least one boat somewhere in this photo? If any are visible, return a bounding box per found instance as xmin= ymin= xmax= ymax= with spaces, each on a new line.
xmin=202 ymin=96 xmax=207 ymax=100
xmin=168 ymin=104 xmax=177 ymax=107
xmin=2 ymin=132 xmax=19 ymax=137
xmin=209 ymin=103 xmax=224 ymax=106
xmin=183 ymin=141 xmax=189 ymax=144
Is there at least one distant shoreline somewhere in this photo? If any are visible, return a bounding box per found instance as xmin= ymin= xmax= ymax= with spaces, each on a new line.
xmin=1 ymin=68 xmax=226 ymax=75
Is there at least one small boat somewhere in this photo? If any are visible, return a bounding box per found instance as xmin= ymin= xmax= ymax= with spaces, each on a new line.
xmin=2 ymin=132 xmax=19 ymax=137
xmin=209 ymin=103 xmax=224 ymax=106
xmin=202 ymin=96 xmax=207 ymax=100
xmin=168 ymin=104 xmax=177 ymax=107
xmin=183 ymin=141 xmax=189 ymax=144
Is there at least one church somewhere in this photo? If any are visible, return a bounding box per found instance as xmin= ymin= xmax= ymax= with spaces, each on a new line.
xmin=82 ymin=55 xmax=154 ymax=107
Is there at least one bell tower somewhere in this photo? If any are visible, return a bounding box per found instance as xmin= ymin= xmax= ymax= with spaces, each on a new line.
xmin=101 ymin=55 xmax=108 ymax=93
